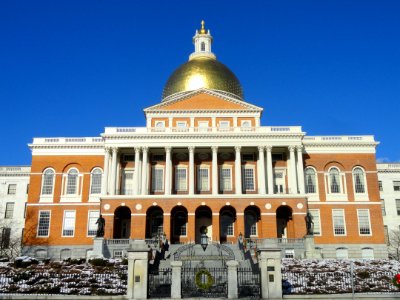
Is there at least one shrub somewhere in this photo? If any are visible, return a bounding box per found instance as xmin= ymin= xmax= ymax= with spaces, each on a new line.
xmin=357 ymin=271 xmax=370 ymax=279
xmin=89 ymin=258 xmax=107 ymax=267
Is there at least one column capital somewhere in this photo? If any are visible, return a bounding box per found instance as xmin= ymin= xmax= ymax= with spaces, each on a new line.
xmin=265 ymin=146 xmax=272 ymax=152
xmin=188 ymin=146 xmax=195 ymax=153
xmin=111 ymin=147 xmax=119 ymax=153
xmin=258 ymin=146 xmax=265 ymax=152
xmin=104 ymin=147 xmax=112 ymax=153
xmin=142 ymin=146 xmax=149 ymax=153
xmin=165 ymin=146 xmax=172 ymax=153
xmin=234 ymin=146 xmax=241 ymax=152
xmin=134 ymin=147 xmax=141 ymax=154
xmin=288 ymin=145 xmax=296 ymax=152
xmin=211 ymin=146 xmax=218 ymax=153
xmin=296 ymin=145 xmax=303 ymax=152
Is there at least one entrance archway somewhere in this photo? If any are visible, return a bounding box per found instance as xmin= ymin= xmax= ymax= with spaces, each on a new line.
xmin=113 ymin=206 xmax=131 ymax=238
xmin=276 ymin=205 xmax=293 ymax=238
xmin=170 ymin=206 xmax=188 ymax=244
xmin=195 ymin=206 xmax=212 ymax=243
xmin=220 ymin=206 xmax=236 ymax=243
xmin=244 ymin=206 xmax=261 ymax=238
xmin=146 ymin=206 xmax=164 ymax=239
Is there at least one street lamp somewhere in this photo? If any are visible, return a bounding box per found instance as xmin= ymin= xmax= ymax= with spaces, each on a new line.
xmin=200 ymin=233 xmax=208 ymax=251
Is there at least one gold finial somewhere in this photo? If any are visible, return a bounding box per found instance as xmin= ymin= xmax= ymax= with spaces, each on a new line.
xmin=200 ymin=20 xmax=207 ymax=34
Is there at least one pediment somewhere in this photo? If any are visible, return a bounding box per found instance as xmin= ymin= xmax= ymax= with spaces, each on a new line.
xmin=144 ymin=89 xmax=263 ymax=112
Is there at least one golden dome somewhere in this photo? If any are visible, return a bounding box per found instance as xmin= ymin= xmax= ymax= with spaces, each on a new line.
xmin=162 ymin=56 xmax=244 ymax=101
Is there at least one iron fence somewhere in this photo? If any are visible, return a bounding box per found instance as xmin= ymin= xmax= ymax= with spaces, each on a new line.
xmin=148 ymin=268 xmax=171 ymax=298
xmin=0 ymin=271 xmax=127 ymax=295
xmin=238 ymin=267 xmax=261 ymax=299
xmin=282 ymin=270 xmax=398 ymax=295
xmin=181 ymin=267 xmax=227 ymax=298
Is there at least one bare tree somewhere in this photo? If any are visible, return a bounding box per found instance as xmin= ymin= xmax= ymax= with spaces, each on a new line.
xmin=388 ymin=229 xmax=400 ymax=260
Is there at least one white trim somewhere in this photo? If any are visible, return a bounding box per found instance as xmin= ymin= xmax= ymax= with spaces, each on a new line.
xmin=37 ymin=210 xmax=51 ymax=238
xmin=87 ymin=210 xmax=100 ymax=237
xmin=197 ymin=165 xmax=210 ymax=192
xmin=332 ymin=209 xmax=346 ymax=236
xmin=219 ymin=165 xmax=233 ymax=192
xmin=62 ymin=210 xmax=76 ymax=237
xmin=357 ymin=209 xmax=372 ymax=236
xmin=308 ymin=201 xmax=380 ymax=205
xmin=89 ymin=167 xmax=103 ymax=195
xmin=175 ymin=165 xmax=188 ymax=192
xmin=352 ymin=166 xmax=369 ymax=201
xmin=242 ymin=164 xmax=256 ymax=192
xmin=28 ymin=203 xmax=100 ymax=206
xmin=40 ymin=168 xmax=56 ymax=201
xmin=131 ymin=213 xmax=146 ymax=216
xmin=151 ymin=165 xmax=165 ymax=192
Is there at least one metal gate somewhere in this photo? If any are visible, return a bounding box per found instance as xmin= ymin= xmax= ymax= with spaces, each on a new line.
xmin=238 ymin=267 xmax=261 ymax=298
xmin=148 ymin=268 xmax=171 ymax=298
xmin=181 ymin=267 xmax=228 ymax=298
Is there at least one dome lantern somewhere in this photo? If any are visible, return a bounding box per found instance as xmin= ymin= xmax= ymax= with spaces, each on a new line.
xmin=161 ymin=21 xmax=243 ymax=102
xmin=189 ymin=20 xmax=216 ymax=61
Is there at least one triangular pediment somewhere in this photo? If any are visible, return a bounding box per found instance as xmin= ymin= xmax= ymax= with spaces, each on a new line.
xmin=144 ymin=89 xmax=263 ymax=112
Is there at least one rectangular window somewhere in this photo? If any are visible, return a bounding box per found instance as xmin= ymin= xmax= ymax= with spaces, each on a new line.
xmin=378 ymin=181 xmax=383 ymax=191
xmin=5 ymin=203 xmax=14 ymax=219
xmin=396 ymin=199 xmax=400 ymax=215
xmin=175 ymin=167 xmax=187 ymax=191
xmin=87 ymin=211 xmax=100 ymax=236
xmin=152 ymin=167 xmax=164 ymax=192
xmin=358 ymin=209 xmax=371 ymax=235
xmin=381 ymin=199 xmax=386 ymax=216
xmin=7 ymin=184 xmax=16 ymax=195
xmin=250 ymin=223 xmax=257 ymax=236
xmin=37 ymin=211 xmax=51 ymax=237
xmin=332 ymin=209 xmax=346 ymax=236
xmin=220 ymin=167 xmax=232 ymax=191
xmin=394 ymin=181 xmax=400 ymax=191
xmin=62 ymin=211 xmax=76 ymax=237
xmin=198 ymin=167 xmax=209 ymax=191
xmin=218 ymin=121 xmax=230 ymax=131
xmin=198 ymin=121 xmax=209 ymax=132
xmin=284 ymin=249 xmax=295 ymax=258
xmin=176 ymin=121 xmax=188 ymax=132
xmin=243 ymin=167 xmax=255 ymax=191
xmin=309 ymin=209 xmax=321 ymax=235
xmin=113 ymin=250 xmax=123 ymax=258
xmin=122 ymin=170 xmax=134 ymax=195
xmin=1 ymin=228 xmax=11 ymax=249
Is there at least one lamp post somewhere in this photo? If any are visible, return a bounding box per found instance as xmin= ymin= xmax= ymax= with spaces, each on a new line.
xmin=200 ymin=233 xmax=209 ymax=251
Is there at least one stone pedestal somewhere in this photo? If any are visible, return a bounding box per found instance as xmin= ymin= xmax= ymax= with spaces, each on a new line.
xmin=171 ymin=261 xmax=183 ymax=299
xmin=127 ymin=240 xmax=151 ymax=299
xmin=259 ymin=248 xmax=282 ymax=299
xmin=304 ymin=235 xmax=318 ymax=258
xmin=226 ymin=260 xmax=239 ymax=299
xmin=91 ymin=237 xmax=104 ymax=258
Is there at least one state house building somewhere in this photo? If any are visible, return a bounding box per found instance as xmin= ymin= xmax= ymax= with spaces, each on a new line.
xmin=23 ymin=22 xmax=387 ymax=259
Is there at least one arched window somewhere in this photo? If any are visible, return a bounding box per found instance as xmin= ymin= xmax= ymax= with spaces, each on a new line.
xmin=353 ymin=167 xmax=366 ymax=194
xmin=90 ymin=168 xmax=102 ymax=194
xmin=201 ymin=42 xmax=206 ymax=51
xmin=336 ymin=247 xmax=348 ymax=259
xmin=305 ymin=168 xmax=317 ymax=194
xmin=66 ymin=169 xmax=79 ymax=195
xmin=329 ymin=168 xmax=341 ymax=193
xmin=361 ymin=247 xmax=374 ymax=259
xmin=41 ymin=168 xmax=55 ymax=195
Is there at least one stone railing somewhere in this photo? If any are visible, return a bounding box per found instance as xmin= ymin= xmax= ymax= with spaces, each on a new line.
xmin=32 ymin=137 xmax=104 ymax=144
xmin=303 ymin=136 xmax=375 ymax=142
xmin=104 ymin=126 xmax=303 ymax=134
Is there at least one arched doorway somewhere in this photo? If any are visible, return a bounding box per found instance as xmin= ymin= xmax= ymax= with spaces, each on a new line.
xmin=220 ymin=206 xmax=236 ymax=243
xmin=146 ymin=206 xmax=164 ymax=239
xmin=195 ymin=206 xmax=212 ymax=243
xmin=276 ymin=205 xmax=293 ymax=238
xmin=171 ymin=206 xmax=188 ymax=244
xmin=113 ymin=206 xmax=131 ymax=238
xmin=244 ymin=206 xmax=261 ymax=238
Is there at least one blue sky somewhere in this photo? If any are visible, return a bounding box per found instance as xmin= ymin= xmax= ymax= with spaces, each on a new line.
xmin=0 ymin=0 xmax=399 ymax=165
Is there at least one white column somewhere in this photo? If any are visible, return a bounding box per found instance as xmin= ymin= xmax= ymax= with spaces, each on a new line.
xmin=141 ymin=147 xmax=149 ymax=195
xmin=235 ymin=146 xmax=242 ymax=195
xmin=189 ymin=146 xmax=195 ymax=195
xmin=258 ymin=146 xmax=266 ymax=194
xmin=289 ymin=146 xmax=298 ymax=194
xmin=133 ymin=147 xmax=141 ymax=195
xmin=165 ymin=146 xmax=172 ymax=195
xmin=266 ymin=146 xmax=274 ymax=195
xmin=110 ymin=147 xmax=118 ymax=195
xmin=101 ymin=147 xmax=110 ymax=195
xmin=212 ymin=146 xmax=218 ymax=195
xmin=296 ymin=146 xmax=305 ymax=194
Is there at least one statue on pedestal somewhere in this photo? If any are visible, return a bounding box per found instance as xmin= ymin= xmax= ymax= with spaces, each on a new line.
xmin=96 ymin=214 xmax=105 ymax=237
xmin=305 ymin=212 xmax=314 ymax=235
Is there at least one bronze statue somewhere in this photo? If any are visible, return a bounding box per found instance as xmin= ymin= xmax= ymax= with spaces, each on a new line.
xmin=95 ymin=214 xmax=105 ymax=237
xmin=305 ymin=212 xmax=314 ymax=235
